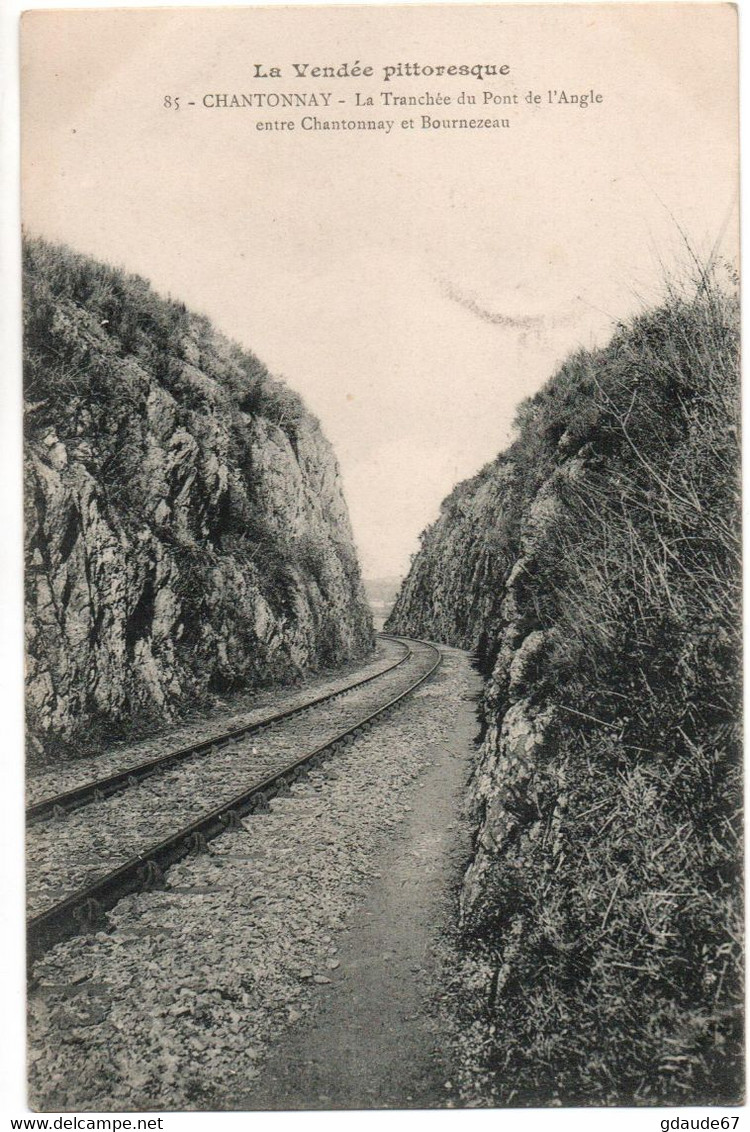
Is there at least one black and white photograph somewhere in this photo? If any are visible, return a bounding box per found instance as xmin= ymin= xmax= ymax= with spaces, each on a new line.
xmin=4 ymin=0 xmax=743 ymax=1118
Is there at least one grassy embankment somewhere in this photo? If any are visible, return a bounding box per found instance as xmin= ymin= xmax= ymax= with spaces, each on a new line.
xmin=439 ymin=270 xmax=742 ymax=1104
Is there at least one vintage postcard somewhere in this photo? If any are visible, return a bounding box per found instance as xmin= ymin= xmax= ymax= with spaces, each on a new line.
xmin=18 ymin=2 xmax=741 ymax=1117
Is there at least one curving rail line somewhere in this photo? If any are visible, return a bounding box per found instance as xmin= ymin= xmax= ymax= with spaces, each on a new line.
xmin=27 ymin=636 xmax=442 ymax=964
xmin=27 ymin=636 xmax=411 ymax=825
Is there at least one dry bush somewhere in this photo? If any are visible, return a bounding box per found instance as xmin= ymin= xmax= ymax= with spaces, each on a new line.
xmin=464 ymin=271 xmax=742 ymax=1104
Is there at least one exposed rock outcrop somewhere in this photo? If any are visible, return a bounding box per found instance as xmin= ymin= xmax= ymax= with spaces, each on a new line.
xmin=24 ymin=238 xmax=373 ymax=757
xmin=387 ymin=278 xmax=742 ymax=1104
xmin=386 ymin=462 xmax=514 ymax=662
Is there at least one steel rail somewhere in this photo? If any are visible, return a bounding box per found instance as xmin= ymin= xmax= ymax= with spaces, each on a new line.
xmin=27 ymin=638 xmax=442 ymax=964
xmin=27 ymin=636 xmax=411 ymax=824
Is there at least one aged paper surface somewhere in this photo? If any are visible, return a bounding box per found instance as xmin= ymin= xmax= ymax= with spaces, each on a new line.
xmin=17 ymin=2 xmax=740 ymax=1120
xmin=20 ymin=4 xmax=739 ymax=582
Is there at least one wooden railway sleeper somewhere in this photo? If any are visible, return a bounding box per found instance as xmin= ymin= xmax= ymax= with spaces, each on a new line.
xmin=220 ymin=809 xmax=243 ymax=830
xmin=137 ymin=859 xmax=166 ymax=891
xmin=184 ymin=831 xmax=209 ymax=855
xmin=72 ymin=897 xmax=107 ymax=934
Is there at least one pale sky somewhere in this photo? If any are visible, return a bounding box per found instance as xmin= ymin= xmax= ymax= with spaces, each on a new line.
xmin=21 ymin=4 xmax=738 ymax=577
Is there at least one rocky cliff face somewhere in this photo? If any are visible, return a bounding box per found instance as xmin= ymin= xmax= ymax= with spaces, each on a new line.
xmin=385 ymin=461 xmax=514 ymax=664
xmin=387 ymin=279 xmax=742 ymax=1104
xmin=24 ymin=238 xmax=373 ymax=758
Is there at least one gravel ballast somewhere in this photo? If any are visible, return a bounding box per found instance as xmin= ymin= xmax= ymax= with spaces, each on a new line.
xmin=27 ymin=639 xmax=405 ymax=807
xmin=28 ymin=645 xmax=477 ymax=1111
xmin=26 ymin=639 xmax=431 ymax=917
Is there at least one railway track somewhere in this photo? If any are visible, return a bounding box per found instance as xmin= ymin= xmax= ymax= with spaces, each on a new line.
xmin=27 ymin=636 xmax=411 ymax=823
xmin=27 ymin=636 xmax=442 ymax=964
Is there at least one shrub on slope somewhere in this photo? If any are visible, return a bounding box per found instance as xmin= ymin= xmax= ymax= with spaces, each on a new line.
xmin=397 ymin=272 xmax=742 ymax=1104
xmin=477 ymin=277 xmax=740 ymax=1104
